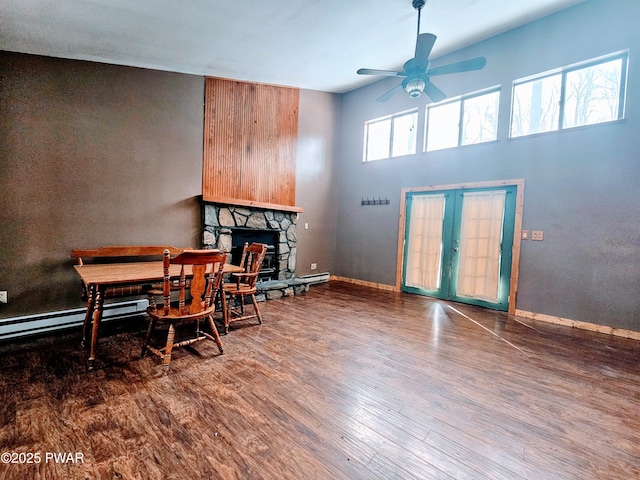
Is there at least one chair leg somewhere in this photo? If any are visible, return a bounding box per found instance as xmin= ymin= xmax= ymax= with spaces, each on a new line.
xmin=250 ymin=294 xmax=262 ymax=324
xmin=141 ymin=318 xmax=156 ymax=357
xmin=221 ymin=290 xmax=230 ymax=334
xmin=206 ymin=315 xmax=224 ymax=354
xmin=239 ymin=296 xmax=245 ymax=316
xmin=162 ymin=323 xmax=176 ymax=373
xmin=227 ymin=293 xmax=238 ymax=333
xmin=220 ymin=290 xmax=229 ymax=333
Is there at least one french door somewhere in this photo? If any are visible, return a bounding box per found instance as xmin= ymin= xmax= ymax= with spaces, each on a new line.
xmin=402 ymin=186 xmax=517 ymax=311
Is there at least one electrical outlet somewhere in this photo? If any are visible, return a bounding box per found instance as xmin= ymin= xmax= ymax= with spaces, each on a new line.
xmin=532 ymin=230 xmax=544 ymax=241
xmin=0 ymin=291 xmax=7 ymax=304
xmin=310 ymin=263 xmax=317 ymax=270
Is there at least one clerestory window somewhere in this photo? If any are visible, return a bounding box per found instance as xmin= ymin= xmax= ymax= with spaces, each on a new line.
xmin=363 ymin=109 xmax=418 ymax=162
xmin=510 ymin=51 xmax=628 ymax=138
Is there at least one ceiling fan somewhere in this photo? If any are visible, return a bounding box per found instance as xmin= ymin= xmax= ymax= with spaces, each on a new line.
xmin=357 ymin=0 xmax=486 ymax=103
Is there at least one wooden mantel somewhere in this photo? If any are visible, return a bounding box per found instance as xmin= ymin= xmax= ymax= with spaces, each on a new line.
xmin=201 ymin=195 xmax=304 ymax=213
xmin=202 ymin=77 xmax=302 ymax=213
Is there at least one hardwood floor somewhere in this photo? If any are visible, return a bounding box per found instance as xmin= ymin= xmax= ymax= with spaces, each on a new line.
xmin=0 ymin=281 xmax=638 ymax=479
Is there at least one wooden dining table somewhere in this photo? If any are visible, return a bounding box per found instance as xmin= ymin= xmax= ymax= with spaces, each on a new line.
xmin=74 ymin=260 xmax=243 ymax=370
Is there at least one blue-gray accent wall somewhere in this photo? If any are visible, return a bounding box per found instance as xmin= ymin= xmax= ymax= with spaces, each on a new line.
xmin=335 ymin=0 xmax=640 ymax=331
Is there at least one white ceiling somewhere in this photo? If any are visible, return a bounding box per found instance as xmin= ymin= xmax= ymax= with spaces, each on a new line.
xmin=0 ymin=0 xmax=587 ymax=93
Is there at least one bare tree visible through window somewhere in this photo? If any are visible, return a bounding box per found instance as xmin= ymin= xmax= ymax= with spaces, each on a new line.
xmin=426 ymin=88 xmax=500 ymax=152
xmin=511 ymin=76 xmax=560 ymax=137
xmin=564 ymin=58 xmax=623 ymax=128
xmin=392 ymin=112 xmax=418 ymax=157
xmin=511 ymin=52 xmax=626 ymax=138
xmin=462 ymin=90 xmax=500 ymax=145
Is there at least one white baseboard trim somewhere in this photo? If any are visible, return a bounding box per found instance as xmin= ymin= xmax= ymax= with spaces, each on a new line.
xmin=515 ymin=309 xmax=640 ymax=341
xmin=330 ymin=276 xmax=397 ymax=292
xmin=0 ymin=300 xmax=148 ymax=341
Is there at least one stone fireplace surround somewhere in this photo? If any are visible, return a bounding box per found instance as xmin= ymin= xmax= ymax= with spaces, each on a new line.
xmin=202 ymin=204 xmax=297 ymax=279
xmin=201 ymin=202 xmax=326 ymax=300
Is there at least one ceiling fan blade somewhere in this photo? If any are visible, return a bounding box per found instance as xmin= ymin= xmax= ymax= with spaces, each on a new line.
xmin=428 ymin=57 xmax=487 ymax=76
xmin=376 ymin=83 xmax=404 ymax=103
xmin=414 ymin=33 xmax=437 ymax=71
xmin=424 ymin=82 xmax=447 ymax=103
xmin=357 ymin=68 xmax=403 ymax=77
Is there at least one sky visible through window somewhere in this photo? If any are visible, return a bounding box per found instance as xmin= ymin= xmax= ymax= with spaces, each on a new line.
xmin=364 ymin=110 xmax=417 ymax=162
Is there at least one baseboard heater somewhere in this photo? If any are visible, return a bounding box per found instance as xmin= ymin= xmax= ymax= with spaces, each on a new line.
xmin=0 ymin=300 xmax=148 ymax=341
xmin=298 ymin=272 xmax=330 ymax=284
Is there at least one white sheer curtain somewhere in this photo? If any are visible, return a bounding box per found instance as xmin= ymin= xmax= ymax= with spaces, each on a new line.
xmin=456 ymin=190 xmax=506 ymax=302
xmin=405 ymin=194 xmax=445 ymax=291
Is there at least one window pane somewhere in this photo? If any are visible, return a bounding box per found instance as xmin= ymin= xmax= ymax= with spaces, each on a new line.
xmin=511 ymin=75 xmax=561 ymax=137
xmin=392 ymin=112 xmax=417 ymax=157
xmin=563 ymin=58 xmax=623 ymax=128
xmin=426 ymin=101 xmax=460 ymax=152
xmin=365 ymin=118 xmax=391 ymax=161
xmin=461 ymin=91 xmax=499 ymax=145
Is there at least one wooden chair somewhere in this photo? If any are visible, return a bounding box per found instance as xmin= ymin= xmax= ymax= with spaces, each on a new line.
xmin=221 ymin=242 xmax=267 ymax=333
xmin=142 ymin=249 xmax=226 ymax=372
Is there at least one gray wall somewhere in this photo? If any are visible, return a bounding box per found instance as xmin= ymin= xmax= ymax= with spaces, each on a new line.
xmin=295 ymin=90 xmax=340 ymax=276
xmin=336 ymin=0 xmax=640 ymax=331
xmin=0 ymin=53 xmax=205 ymax=317
xmin=0 ymin=53 xmax=340 ymax=319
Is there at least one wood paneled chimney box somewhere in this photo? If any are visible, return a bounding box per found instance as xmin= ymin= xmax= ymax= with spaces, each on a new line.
xmin=202 ymin=77 xmax=303 ymax=213
xmin=201 ymin=77 xmax=312 ymax=299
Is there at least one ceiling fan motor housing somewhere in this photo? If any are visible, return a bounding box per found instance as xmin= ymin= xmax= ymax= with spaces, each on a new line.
xmin=412 ymin=0 xmax=426 ymax=10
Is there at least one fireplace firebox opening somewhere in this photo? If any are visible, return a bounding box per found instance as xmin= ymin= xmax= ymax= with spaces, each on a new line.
xmin=230 ymin=228 xmax=278 ymax=282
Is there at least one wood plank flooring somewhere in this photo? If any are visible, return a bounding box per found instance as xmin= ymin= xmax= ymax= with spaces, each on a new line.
xmin=0 ymin=281 xmax=638 ymax=479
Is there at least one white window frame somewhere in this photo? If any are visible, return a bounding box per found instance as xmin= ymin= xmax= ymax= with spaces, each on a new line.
xmin=509 ymin=51 xmax=628 ymax=138
xmin=424 ymin=87 xmax=501 ymax=152
xmin=363 ymin=109 xmax=418 ymax=162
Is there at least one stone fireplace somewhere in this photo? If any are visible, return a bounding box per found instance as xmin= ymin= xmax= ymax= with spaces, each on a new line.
xmin=201 ymin=203 xmax=297 ymax=281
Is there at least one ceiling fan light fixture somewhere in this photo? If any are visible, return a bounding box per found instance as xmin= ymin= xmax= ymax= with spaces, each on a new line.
xmin=403 ymin=77 xmax=425 ymax=98
xmin=358 ymin=0 xmax=485 ymax=102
